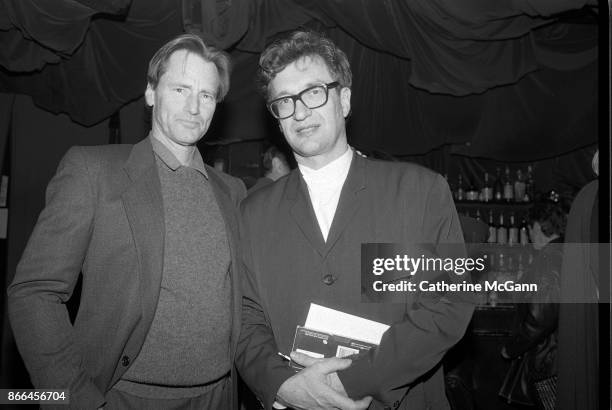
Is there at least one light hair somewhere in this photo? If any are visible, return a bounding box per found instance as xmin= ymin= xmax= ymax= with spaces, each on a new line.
xmin=147 ymin=34 xmax=231 ymax=100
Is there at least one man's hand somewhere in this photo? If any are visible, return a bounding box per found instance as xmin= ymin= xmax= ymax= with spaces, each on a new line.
xmin=290 ymin=352 xmax=353 ymax=398
xmin=276 ymin=352 xmax=372 ymax=410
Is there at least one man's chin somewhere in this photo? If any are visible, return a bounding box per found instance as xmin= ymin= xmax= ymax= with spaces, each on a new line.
xmin=173 ymin=129 xmax=205 ymax=143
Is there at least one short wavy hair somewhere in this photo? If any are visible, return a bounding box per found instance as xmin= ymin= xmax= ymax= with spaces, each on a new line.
xmin=529 ymin=201 xmax=567 ymax=237
xmin=258 ymin=30 xmax=352 ymax=98
xmin=147 ymin=34 xmax=231 ymax=101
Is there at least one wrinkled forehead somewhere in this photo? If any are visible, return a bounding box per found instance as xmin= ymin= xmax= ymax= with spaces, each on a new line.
xmin=162 ymin=50 xmax=199 ymax=77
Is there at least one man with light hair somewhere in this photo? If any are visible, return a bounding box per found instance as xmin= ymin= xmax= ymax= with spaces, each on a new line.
xmin=9 ymin=34 xmax=245 ymax=409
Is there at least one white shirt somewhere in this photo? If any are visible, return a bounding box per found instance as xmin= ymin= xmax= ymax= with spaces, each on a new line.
xmin=298 ymin=147 xmax=353 ymax=242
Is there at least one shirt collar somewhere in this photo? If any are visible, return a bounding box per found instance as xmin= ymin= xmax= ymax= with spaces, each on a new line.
xmin=298 ymin=146 xmax=353 ymax=185
xmin=149 ymin=135 xmax=208 ymax=178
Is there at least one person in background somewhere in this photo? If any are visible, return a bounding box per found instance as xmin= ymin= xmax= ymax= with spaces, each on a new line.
xmin=236 ymin=30 xmax=474 ymax=410
xmin=248 ymin=145 xmax=291 ymax=193
xmin=556 ymin=148 xmax=600 ymax=410
xmin=499 ymin=197 xmax=567 ymax=409
xmin=8 ymin=34 xmax=245 ymax=409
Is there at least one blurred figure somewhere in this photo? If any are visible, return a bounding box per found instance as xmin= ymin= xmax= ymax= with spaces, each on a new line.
xmin=499 ymin=198 xmax=567 ymax=409
xmin=556 ymin=148 xmax=599 ymax=410
xmin=248 ymin=145 xmax=290 ymax=193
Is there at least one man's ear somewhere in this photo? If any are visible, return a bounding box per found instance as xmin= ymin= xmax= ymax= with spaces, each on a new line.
xmin=340 ymin=87 xmax=351 ymax=118
xmin=145 ymin=83 xmax=155 ymax=107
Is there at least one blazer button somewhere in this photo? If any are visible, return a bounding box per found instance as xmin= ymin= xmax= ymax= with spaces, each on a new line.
xmin=121 ymin=355 xmax=130 ymax=367
xmin=322 ymin=274 xmax=337 ymax=285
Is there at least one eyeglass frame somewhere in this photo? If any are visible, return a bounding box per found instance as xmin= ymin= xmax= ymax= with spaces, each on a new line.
xmin=266 ymin=81 xmax=341 ymax=119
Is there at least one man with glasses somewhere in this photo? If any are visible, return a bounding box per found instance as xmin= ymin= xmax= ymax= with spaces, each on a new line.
xmin=236 ymin=31 xmax=474 ymax=410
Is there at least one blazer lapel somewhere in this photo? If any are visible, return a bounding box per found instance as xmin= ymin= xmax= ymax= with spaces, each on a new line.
xmin=206 ymin=170 xmax=242 ymax=356
xmin=286 ymin=171 xmax=326 ymax=257
xmin=324 ymin=154 xmax=366 ymax=255
xmin=121 ymin=138 xmax=165 ymax=331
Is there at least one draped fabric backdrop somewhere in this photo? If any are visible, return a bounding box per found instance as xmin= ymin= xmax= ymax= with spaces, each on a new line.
xmin=0 ymin=0 xmax=599 ymax=158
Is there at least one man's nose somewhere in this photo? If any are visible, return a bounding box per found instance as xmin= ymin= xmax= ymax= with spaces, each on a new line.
xmin=293 ymin=99 xmax=312 ymax=121
xmin=186 ymin=94 xmax=200 ymax=115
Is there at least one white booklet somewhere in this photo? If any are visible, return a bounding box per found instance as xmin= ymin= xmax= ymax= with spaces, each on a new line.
xmin=304 ymin=303 xmax=390 ymax=345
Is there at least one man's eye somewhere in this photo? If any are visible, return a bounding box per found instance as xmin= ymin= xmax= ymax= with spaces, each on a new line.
xmin=201 ymin=94 xmax=215 ymax=101
xmin=280 ymin=98 xmax=292 ymax=105
xmin=174 ymin=88 xmax=184 ymax=94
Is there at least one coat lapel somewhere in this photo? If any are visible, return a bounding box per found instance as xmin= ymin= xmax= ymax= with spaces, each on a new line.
xmin=206 ymin=169 xmax=242 ymax=356
xmin=121 ymin=138 xmax=165 ymax=332
xmin=323 ymin=154 xmax=367 ymax=255
xmin=286 ymin=171 xmax=327 ymax=257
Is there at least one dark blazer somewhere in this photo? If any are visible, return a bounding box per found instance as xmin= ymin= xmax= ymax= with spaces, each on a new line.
xmin=557 ymin=179 xmax=599 ymax=410
xmin=8 ymin=138 xmax=245 ymax=409
xmin=500 ymin=238 xmax=563 ymax=405
xmin=236 ymin=154 xmax=474 ymax=410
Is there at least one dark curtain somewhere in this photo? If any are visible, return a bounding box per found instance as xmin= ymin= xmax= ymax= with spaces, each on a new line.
xmin=202 ymin=0 xmax=598 ymax=159
xmin=0 ymin=0 xmax=599 ymax=160
xmin=0 ymin=0 xmax=184 ymax=126
xmin=292 ymin=0 xmax=596 ymax=95
xmin=207 ymin=14 xmax=598 ymax=159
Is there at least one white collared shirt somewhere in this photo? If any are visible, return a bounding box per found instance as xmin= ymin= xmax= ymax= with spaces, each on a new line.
xmin=298 ymin=147 xmax=353 ymax=242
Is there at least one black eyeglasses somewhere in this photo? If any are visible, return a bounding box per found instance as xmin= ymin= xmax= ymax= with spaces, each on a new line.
xmin=267 ymin=82 xmax=340 ymax=119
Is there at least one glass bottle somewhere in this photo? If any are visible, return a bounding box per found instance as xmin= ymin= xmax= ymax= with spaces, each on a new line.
xmin=514 ymin=169 xmax=526 ymax=203
xmin=503 ymin=165 xmax=514 ymax=202
xmin=466 ymin=179 xmax=479 ymax=201
xmin=487 ymin=210 xmax=497 ymax=243
xmin=497 ymin=212 xmax=508 ymax=245
xmin=456 ymin=174 xmax=465 ymax=201
xmin=525 ymin=165 xmax=534 ymax=202
xmin=508 ymin=212 xmax=519 ymax=245
xmin=520 ymin=217 xmax=530 ymax=245
xmin=482 ymin=172 xmax=493 ymax=202
xmin=494 ymin=167 xmax=503 ymax=202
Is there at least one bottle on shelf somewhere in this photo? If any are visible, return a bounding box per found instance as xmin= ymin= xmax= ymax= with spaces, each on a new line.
xmin=525 ymin=165 xmax=535 ymax=202
xmin=497 ymin=212 xmax=508 ymax=245
xmin=474 ymin=209 xmax=482 ymax=222
xmin=520 ymin=217 xmax=530 ymax=245
xmin=494 ymin=167 xmax=503 ymax=202
xmin=487 ymin=210 xmax=497 ymax=243
xmin=514 ymin=169 xmax=526 ymax=202
xmin=456 ymin=174 xmax=465 ymax=201
xmin=498 ymin=252 xmax=506 ymax=273
xmin=482 ymin=172 xmax=493 ymax=203
xmin=503 ymin=165 xmax=514 ymax=202
xmin=466 ymin=179 xmax=479 ymax=201
xmin=508 ymin=212 xmax=519 ymax=245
